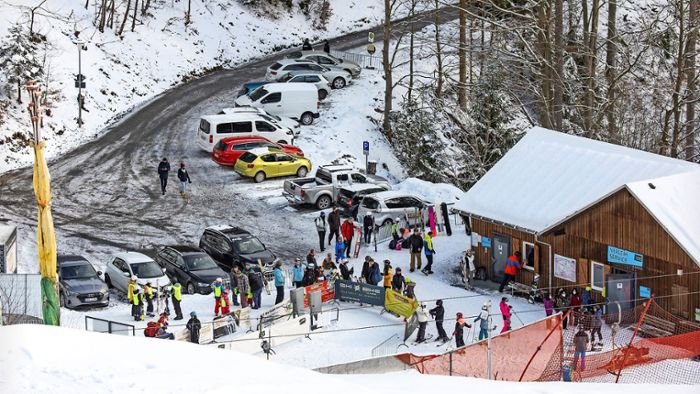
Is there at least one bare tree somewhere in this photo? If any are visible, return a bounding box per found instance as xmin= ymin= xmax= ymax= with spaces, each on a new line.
xmin=605 ymin=0 xmax=618 ymax=142
xmin=186 ymin=0 xmax=192 ymax=26
xmin=553 ymin=0 xmax=564 ymax=130
xmin=458 ymin=0 xmax=467 ymax=110
xmin=685 ymin=0 xmax=698 ymax=160
xmin=131 ymin=0 xmax=139 ymax=32
xmin=118 ymin=0 xmax=131 ymax=36
xmin=434 ymin=0 xmax=443 ymax=98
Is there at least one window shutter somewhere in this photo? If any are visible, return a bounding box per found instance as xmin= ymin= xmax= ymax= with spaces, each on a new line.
xmin=577 ymin=258 xmax=589 ymax=284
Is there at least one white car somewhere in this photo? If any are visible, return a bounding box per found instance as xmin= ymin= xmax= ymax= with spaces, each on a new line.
xmin=356 ymin=191 xmax=431 ymax=227
xmin=286 ymin=50 xmax=362 ymax=78
xmin=104 ymin=252 xmax=171 ymax=293
xmin=197 ymin=112 xmax=298 ymax=151
xmin=219 ymin=107 xmax=299 ymax=131
xmin=266 ymin=59 xmax=352 ymax=89
xmin=276 ymin=72 xmax=331 ymax=100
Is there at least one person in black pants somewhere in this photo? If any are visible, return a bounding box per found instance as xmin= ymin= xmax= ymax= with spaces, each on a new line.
xmin=327 ymin=208 xmax=341 ymax=246
xmin=314 ymin=212 xmax=327 ymax=252
xmin=363 ymin=212 xmax=374 ymax=245
xmin=430 ymin=299 xmax=448 ymax=342
xmin=157 ymin=157 xmax=170 ymax=195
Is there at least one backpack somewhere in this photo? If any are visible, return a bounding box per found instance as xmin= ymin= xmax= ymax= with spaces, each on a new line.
xmin=389 ymin=239 xmax=397 ymax=250
xmin=395 ymin=242 xmax=402 ymax=251
xmin=144 ymin=321 xmax=159 ymax=338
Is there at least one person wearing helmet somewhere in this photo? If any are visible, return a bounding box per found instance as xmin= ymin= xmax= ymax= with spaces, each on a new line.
xmin=453 ymin=311 xmax=472 ymax=347
xmin=500 ymin=296 xmax=512 ymax=333
xmin=315 ymin=211 xmax=327 ymax=252
xmin=363 ymin=211 xmax=375 ymax=245
xmin=382 ymin=260 xmax=393 ymax=289
xmin=212 ymin=277 xmax=225 ymax=317
xmin=403 ymin=277 xmax=416 ymax=299
xmin=131 ymin=287 xmax=144 ymax=322
xmin=186 ymin=311 xmax=201 ymax=344
xmin=143 ymin=281 xmax=155 ymax=317
xmin=430 ymin=299 xmax=448 ymax=342
xmin=474 ymin=301 xmax=491 ymax=340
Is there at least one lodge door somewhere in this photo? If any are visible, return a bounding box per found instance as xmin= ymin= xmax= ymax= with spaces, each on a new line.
xmin=605 ymin=272 xmax=636 ymax=318
xmin=491 ymin=234 xmax=511 ymax=283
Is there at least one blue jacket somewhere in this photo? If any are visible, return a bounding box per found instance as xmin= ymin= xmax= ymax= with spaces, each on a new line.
xmin=593 ymin=308 xmax=603 ymax=328
xmin=274 ymin=267 xmax=285 ymax=287
xmin=335 ymin=241 xmax=346 ymax=261
xmin=292 ymin=265 xmax=304 ymax=282
xmin=581 ymin=290 xmax=592 ymax=306
xmin=369 ymin=264 xmax=382 ymax=285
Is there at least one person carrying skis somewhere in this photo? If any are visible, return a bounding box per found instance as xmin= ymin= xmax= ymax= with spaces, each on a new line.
xmin=363 ymin=212 xmax=374 ymax=245
xmin=500 ymin=296 xmax=512 ymax=333
xmin=573 ymin=326 xmax=589 ymax=372
xmin=499 ymin=251 xmax=523 ymax=293
xmin=157 ymin=157 xmax=170 ymax=195
xmin=143 ymin=282 xmax=155 ymax=317
xmin=461 ymin=249 xmax=475 ymax=288
xmin=415 ymin=304 xmax=430 ymax=343
xmin=274 ymin=261 xmax=285 ymax=305
xmin=453 ymin=312 xmax=471 ymax=348
xmin=292 ymin=258 xmax=304 ymax=288
xmin=421 ymin=231 xmax=436 ymax=275
xmin=131 ymin=287 xmax=144 ymax=321
xmin=408 ymin=228 xmax=423 ymax=272
xmin=186 ymin=311 xmax=201 ymax=344
xmin=429 ymin=299 xmax=448 ymax=342
xmin=327 ymin=208 xmax=341 ymax=246
xmin=382 ymin=260 xmax=393 ymax=289
xmin=314 ymin=212 xmax=327 ymax=252
xmin=212 ymin=277 xmax=225 ymax=317
xmin=302 ymin=38 xmax=313 ymax=50
xmin=340 ymin=217 xmax=356 ymax=257
xmin=339 ymin=259 xmax=353 ymax=281
xmin=171 ymin=280 xmax=183 ymax=320
xmin=233 ymin=266 xmax=250 ymax=308
xmin=474 ymin=301 xmax=491 ymax=340
xmin=177 ymin=162 xmax=192 ymax=199
xmin=392 ymin=268 xmax=405 ymax=292
xmin=335 ymin=236 xmax=346 ymax=263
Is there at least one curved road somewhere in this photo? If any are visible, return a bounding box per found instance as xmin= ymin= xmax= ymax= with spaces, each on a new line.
xmin=0 ymin=7 xmax=458 ymax=267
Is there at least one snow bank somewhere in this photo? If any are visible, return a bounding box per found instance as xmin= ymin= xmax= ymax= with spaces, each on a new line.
xmin=393 ymin=177 xmax=464 ymax=204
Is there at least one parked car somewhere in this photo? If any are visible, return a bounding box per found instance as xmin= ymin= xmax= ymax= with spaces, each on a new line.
xmin=154 ymin=246 xmax=231 ymax=295
xmin=234 ymin=147 xmax=311 ymax=183
xmin=283 ymin=164 xmax=390 ymax=210
xmin=234 ymin=83 xmax=320 ymax=125
xmin=237 ymin=81 xmax=268 ymax=97
xmin=199 ymin=225 xmax=277 ymax=281
xmin=337 ymin=183 xmax=392 ymax=219
xmin=218 ymin=107 xmax=299 ymax=131
xmin=212 ymin=136 xmax=304 ymax=166
xmin=197 ymin=112 xmax=297 ymax=152
xmin=287 ymin=50 xmax=362 ymax=78
xmin=266 ymin=59 xmax=352 ymax=89
xmin=356 ymin=191 xmax=431 ymax=227
xmin=57 ymin=255 xmax=109 ymax=309
xmin=104 ymin=252 xmax=171 ymax=293
xmin=276 ymin=72 xmax=331 ymax=100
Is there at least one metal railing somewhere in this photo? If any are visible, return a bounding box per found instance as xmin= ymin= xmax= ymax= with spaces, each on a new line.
xmin=371 ymin=333 xmax=406 ymax=357
xmin=330 ymin=50 xmax=382 ymax=70
xmin=85 ymin=315 xmax=136 ymax=336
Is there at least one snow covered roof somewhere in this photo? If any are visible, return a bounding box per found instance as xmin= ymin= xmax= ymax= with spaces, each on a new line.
xmin=455 ymin=127 xmax=699 ymax=234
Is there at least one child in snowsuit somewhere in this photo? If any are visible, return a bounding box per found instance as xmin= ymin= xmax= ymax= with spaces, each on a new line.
xmin=335 ymin=236 xmax=346 ymax=263
xmin=221 ymin=288 xmax=231 ymax=315
xmin=543 ymin=293 xmax=554 ymax=316
xmin=212 ymin=278 xmax=225 ymax=316
xmin=573 ymin=327 xmax=589 ymax=371
xmin=500 ymin=297 xmax=512 ymax=333
xmin=131 ymin=288 xmax=144 ymax=321
xmin=382 ymin=260 xmax=393 ymax=289
xmin=186 ymin=311 xmax=202 ymax=344
xmin=474 ymin=302 xmax=491 ymax=340
xmin=453 ymin=312 xmax=472 ymax=347
xmin=429 ymin=299 xmax=448 ymax=341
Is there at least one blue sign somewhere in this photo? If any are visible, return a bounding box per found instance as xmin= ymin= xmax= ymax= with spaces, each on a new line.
xmin=362 ymin=140 xmax=369 ymax=154
xmin=482 ymin=237 xmax=491 ymax=248
xmin=639 ymin=286 xmax=651 ymax=298
xmin=607 ymin=246 xmax=643 ymax=268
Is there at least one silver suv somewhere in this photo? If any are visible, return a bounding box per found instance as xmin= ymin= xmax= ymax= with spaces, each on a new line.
xmin=287 ymin=50 xmax=362 ymax=78
xmin=267 ymin=59 xmax=352 ymax=89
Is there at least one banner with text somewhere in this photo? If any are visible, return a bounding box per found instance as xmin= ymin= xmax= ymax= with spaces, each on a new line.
xmin=303 ymin=280 xmax=335 ymax=307
xmin=334 ymin=280 xmax=385 ymax=306
xmin=385 ymin=289 xmax=419 ymax=319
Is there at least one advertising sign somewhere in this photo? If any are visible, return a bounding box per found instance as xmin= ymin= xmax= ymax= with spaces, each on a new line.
xmin=303 ymin=281 xmax=335 ymax=307
xmin=553 ymin=254 xmax=577 ymax=282
xmin=334 ymin=280 xmax=385 ymax=306
xmin=607 ymin=246 xmax=644 ymax=268
xmin=481 ymin=237 xmax=491 ymax=248
xmin=639 ymin=286 xmax=651 ymax=298
xmin=384 ymin=289 xmax=419 ymax=319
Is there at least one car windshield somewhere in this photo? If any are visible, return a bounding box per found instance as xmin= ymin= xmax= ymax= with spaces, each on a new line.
xmin=130 ymin=261 xmax=163 ymax=278
xmin=288 ymin=52 xmax=302 ymax=59
xmin=60 ymin=264 xmax=97 ymax=279
xmin=214 ymin=140 xmax=228 ymax=151
xmin=184 ymin=254 xmax=219 ymax=271
xmin=233 ymin=235 xmax=266 ymax=255
xmin=249 ymin=87 xmax=268 ymax=101
xmin=238 ymin=152 xmax=257 ymax=163
xmin=277 ymin=73 xmax=293 ymax=82
xmin=199 ymin=119 xmax=210 ymax=134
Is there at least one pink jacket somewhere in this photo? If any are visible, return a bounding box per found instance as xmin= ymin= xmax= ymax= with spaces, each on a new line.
xmin=500 ymin=301 xmax=511 ymax=320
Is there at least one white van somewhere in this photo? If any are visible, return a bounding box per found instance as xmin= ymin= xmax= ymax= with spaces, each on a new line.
xmin=234 ymin=83 xmax=320 ymax=125
xmin=196 ymin=113 xmax=296 ymax=152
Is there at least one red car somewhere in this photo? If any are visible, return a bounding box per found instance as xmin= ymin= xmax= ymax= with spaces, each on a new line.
xmin=211 ymin=136 xmax=304 ymax=166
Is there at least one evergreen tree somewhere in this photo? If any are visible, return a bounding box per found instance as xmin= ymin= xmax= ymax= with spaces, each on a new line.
xmin=0 ymin=23 xmax=44 ymax=103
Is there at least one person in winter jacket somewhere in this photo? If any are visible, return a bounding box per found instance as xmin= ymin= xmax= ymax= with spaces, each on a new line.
xmin=404 ymin=277 xmax=416 ymax=299
xmin=382 ymin=260 xmax=393 ymax=289
xmin=177 ymin=162 xmax=192 ymax=198
xmin=127 ymin=276 xmax=138 ymax=303
xmin=422 ymin=231 xmax=436 ymax=275
xmin=302 ymin=264 xmax=317 ymax=286
xmin=186 ymin=311 xmax=201 ymax=344
xmin=233 ymin=267 xmax=250 ymax=308
xmin=543 ymin=293 xmax=554 ymax=316
xmin=341 ymin=217 xmax=356 ymax=257
xmin=392 ymin=268 xmax=405 ymax=292
xmin=157 ymin=157 xmax=170 ymax=195
xmin=500 ymin=297 xmax=512 ymax=333
xmin=415 ymin=304 xmax=430 ymax=343
xmin=474 ymin=301 xmax=491 ymax=340
xmin=361 ymin=257 xmax=372 ymax=283
xmin=581 ymin=287 xmax=593 ymax=310
xmin=573 ymin=326 xmax=589 ymax=371
xmin=292 ymin=258 xmax=304 ymax=288
xmin=221 ymin=288 xmax=232 ymax=315
xmin=429 ymin=299 xmax=448 ymax=341
xmin=306 ymin=249 xmax=317 ymax=268
xmin=247 ymin=268 xmax=265 ymax=309
xmin=335 ymin=236 xmax=346 ymax=263
xmin=462 ymin=249 xmax=476 ymax=288
xmin=363 ymin=212 xmax=374 ymax=244
xmin=143 ymin=282 xmax=155 ymax=317
xmin=131 ymin=288 xmax=144 ymax=321
xmin=408 ymin=228 xmax=423 ymax=272
xmin=453 ymin=312 xmax=472 ymax=348
xmin=274 ymin=261 xmax=285 ymax=305
xmin=499 ymin=251 xmax=523 ymax=293
xmin=590 ymin=306 xmax=603 ymax=346
xmin=570 ymin=288 xmax=582 ymax=325
xmin=302 ymin=38 xmax=312 ymax=50
xmin=323 ymin=39 xmax=330 ymax=53
xmin=314 ymin=212 xmax=327 ymax=252
xmin=390 ymin=218 xmax=401 ymax=241
xmin=368 ymin=260 xmax=382 ymax=286
xmin=327 ymin=208 xmax=341 ymax=246
xmin=556 ymin=288 xmax=570 ymax=329
xmin=339 ymin=259 xmax=354 ymax=281
xmin=212 ymin=277 xmax=225 ymax=316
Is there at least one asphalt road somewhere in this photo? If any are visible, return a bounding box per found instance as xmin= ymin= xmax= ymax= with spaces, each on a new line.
xmin=0 ymin=7 xmax=459 ymax=267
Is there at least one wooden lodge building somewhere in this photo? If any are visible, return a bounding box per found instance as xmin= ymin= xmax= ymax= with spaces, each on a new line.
xmin=455 ymin=128 xmax=700 ymax=323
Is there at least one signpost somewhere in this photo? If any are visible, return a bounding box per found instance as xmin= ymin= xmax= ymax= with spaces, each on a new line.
xmin=74 ymin=40 xmax=87 ymax=126
xmin=367 ymin=32 xmax=376 ymax=68
xmin=363 ymin=140 xmax=369 ymax=173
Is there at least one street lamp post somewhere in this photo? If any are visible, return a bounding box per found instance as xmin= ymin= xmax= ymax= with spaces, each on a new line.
xmin=74 ymin=40 xmax=86 ymax=126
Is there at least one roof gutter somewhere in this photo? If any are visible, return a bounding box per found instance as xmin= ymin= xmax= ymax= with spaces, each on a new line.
xmin=458 ymin=211 xmax=537 ymax=235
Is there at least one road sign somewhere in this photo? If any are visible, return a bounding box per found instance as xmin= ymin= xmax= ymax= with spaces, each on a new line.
xmin=363 ymin=141 xmax=369 ymax=155
xmin=368 ymin=32 xmax=375 ymax=43
xmin=75 ymin=74 xmax=86 ymax=88
xmin=367 ymin=43 xmax=376 ymax=55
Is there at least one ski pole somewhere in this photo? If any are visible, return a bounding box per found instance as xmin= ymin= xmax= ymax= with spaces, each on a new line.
xmin=513 ymin=310 xmax=524 ymax=326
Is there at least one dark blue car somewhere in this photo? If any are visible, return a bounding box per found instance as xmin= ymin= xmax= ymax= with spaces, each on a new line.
xmin=237 ymin=81 xmax=268 ymax=97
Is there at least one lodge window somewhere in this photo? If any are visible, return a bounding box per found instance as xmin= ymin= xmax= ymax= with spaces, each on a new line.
xmin=522 ymin=241 xmax=535 ymax=271
xmin=591 ymin=261 xmax=605 ymax=291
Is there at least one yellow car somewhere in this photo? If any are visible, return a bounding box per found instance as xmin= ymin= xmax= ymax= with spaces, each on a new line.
xmin=234 ymin=147 xmax=312 ymax=183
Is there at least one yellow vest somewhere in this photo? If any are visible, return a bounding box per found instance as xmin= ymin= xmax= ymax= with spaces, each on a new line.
xmin=144 ymin=285 xmax=153 ymax=298
xmin=127 ymin=281 xmax=136 ymax=301
xmin=132 ymin=293 xmax=141 ymax=306
xmin=172 ymin=283 xmax=182 ymax=301
xmin=214 ymin=284 xmax=222 ymax=298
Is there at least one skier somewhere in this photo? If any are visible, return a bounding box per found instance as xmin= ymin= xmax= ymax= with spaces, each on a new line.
xmin=570 ymin=288 xmax=582 ymax=325
xmin=499 ymin=297 xmax=512 ymax=333
xmin=339 ymin=259 xmax=354 ymax=281
xmin=157 ymin=157 xmax=170 ymax=195
xmin=302 ymin=38 xmax=313 ymax=50
xmin=382 ymin=260 xmax=393 ymax=289
xmin=323 ymin=39 xmax=330 ymax=53
xmin=327 ymin=208 xmax=341 ymax=246
xmin=335 ymin=235 xmax=346 ymax=263
xmin=292 ymin=258 xmax=304 ymax=288
xmin=177 ymin=162 xmax=192 ymax=199
xmin=212 ymin=277 xmax=225 ymax=317
xmin=363 ymin=212 xmax=374 ymax=245
xmin=143 ymin=282 xmax=155 ymax=317
xmin=248 ymin=267 xmax=265 ymax=309
xmin=340 ymin=217 xmax=356 ymax=257
xmin=220 ymin=288 xmax=232 ymax=315
xmin=391 ymin=267 xmax=405 ymax=292
xmin=131 ymin=287 xmax=144 ymax=322
xmin=368 ymin=259 xmax=382 ymax=286
xmin=590 ymin=306 xmax=603 ymax=347
xmin=499 ymin=251 xmax=523 ymax=293
xmin=171 ymin=280 xmax=183 ymax=320
xmin=421 ymin=231 xmax=436 ymax=275
xmin=314 ymin=212 xmax=327 ymax=252
xmin=404 ymin=277 xmax=416 ymax=299
xmin=461 ymin=249 xmax=475 ymax=288
xmin=233 ymin=266 xmax=250 ymax=308
xmin=274 ymin=261 xmax=285 ymax=305
xmin=429 ymin=299 xmax=448 ymax=342
xmin=573 ymin=326 xmax=589 ymax=372
xmin=474 ymin=301 xmax=491 ymax=340
xmin=453 ymin=312 xmax=471 ymax=348
xmin=186 ymin=311 xmax=201 ymax=344
xmin=415 ymin=304 xmax=430 ymax=343
xmin=408 ymin=228 xmax=423 ymax=272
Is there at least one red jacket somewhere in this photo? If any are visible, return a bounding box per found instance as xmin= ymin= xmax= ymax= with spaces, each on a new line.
xmin=504 ymin=254 xmax=523 ymax=276
xmin=341 ymin=221 xmax=355 ymax=240
xmin=500 ymin=301 xmax=511 ymax=320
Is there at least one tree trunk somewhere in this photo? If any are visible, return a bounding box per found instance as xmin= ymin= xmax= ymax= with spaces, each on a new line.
xmin=583 ymin=0 xmax=599 ymax=134
xmin=407 ymin=0 xmax=415 ymax=105
xmin=85 ymin=0 xmax=89 ymax=9
xmin=458 ymin=0 xmax=467 ymax=110
xmin=118 ymin=0 xmax=131 ymax=36
xmin=131 ymin=0 xmax=139 ymax=32
xmin=553 ymin=0 xmax=564 ymax=130
xmin=605 ymin=0 xmax=618 ymax=142
xmin=108 ymin=0 xmax=116 ymax=29
xmin=684 ymin=0 xmax=698 ymax=160
xmin=434 ymin=0 xmax=443 ymax=99
xmin=670 ymin=0 xmax=686 ymax=157
xmin=17 ymin=80 xmax=22 ymax=104
xmin=142 ymin=0 xmax=150 ymax=15
xmin=382 ymin=0 xmax=393 ymax=142
xmin=99 ymin=0 xmax=107 ymax=32
xmin=536 ymin=1 xmax=553 ymax=129
xmin=186 ymin=0 xmax=192 ymax=26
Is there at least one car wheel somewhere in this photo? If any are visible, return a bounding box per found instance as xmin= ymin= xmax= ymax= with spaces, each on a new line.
xmin=318 ymin=89 xmax=328 ymax=100
xmin=105 ymin=274 xmax=113 ymax=289
xmin=382 ymin=218 xmax=393 ymax=227
xmin=316 ymin=195 xmax=332 ymax=210
xmin=254 ymin=171 xmax=266 ymax=183
xmin=332 ymin=77 xmax=346 ymax=89
xmin=277 ymin=140 xmax=288 ymax=145
xmin=296 ymin=166 xmax=308 ymax=177
xmin=187 ymin=282 xmax=196 ymax=295
xmin=300 ymin=112 xmax=314 ymax=125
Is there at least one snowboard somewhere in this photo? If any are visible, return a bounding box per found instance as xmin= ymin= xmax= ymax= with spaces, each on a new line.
xmin=436 ymin=336 xmax=453 ymax=348
xmin=440 ymin=202 xmax=452 ymax=236
xmin=428 ymin=205 xmax=437 ymax=235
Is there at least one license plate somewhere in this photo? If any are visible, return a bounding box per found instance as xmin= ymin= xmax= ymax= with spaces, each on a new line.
xmin=84 ymin=297 xmax=97 ymax=302
xmin=214 ymin=153 xmax=219 ymax=158
xmin=200 ymin=133 xmax=207 ymax=141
